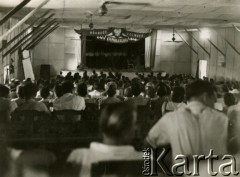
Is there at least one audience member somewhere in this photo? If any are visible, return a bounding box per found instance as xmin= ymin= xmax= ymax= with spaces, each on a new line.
xmin=0 ymin=84 xmax=17 ymax=120
xmin=16 ymin=83 xmax=49 ymax=113
xmin=67 ymin=103 xmax=141 ymax=177
xmin=146 ymin=80 xmax=228 ymax=159
xmin=53 ymin=81 xmax=85 ymax=111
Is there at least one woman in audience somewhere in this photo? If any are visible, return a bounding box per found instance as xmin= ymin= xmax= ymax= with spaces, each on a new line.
xmin=16 ymin=83 xmax=50 ymax=113
xmin=101 ymin=83 xmax=121 ymax=104
xmin=223 ymin=92 xmax=236 ymax=114
xmin=67 ymin=103 xmax=141 ymax=177
xmin=161 ymin=86 xmax=186 ymax=115
xmin=150 ymin=82 xmax=171 ymax=119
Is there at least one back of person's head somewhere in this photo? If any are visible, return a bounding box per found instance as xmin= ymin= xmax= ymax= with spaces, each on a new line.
xmin=77 ymin=82 xmax=88 ymax=97
xmin=24 ymin=83 xmax=38 ymax=100
xmin=224 ymin=93 xmax=235 ymax=107
xmin=40 ymin=87 xmax=50 ymax=99
xmin=124 ymin=87 xmax=132 ymax=98
xmin=107 ymin=84 xmax=117 ymax=97
xmin=16 ymin=84 xmax=25 ymax=99
xmin=0 ymin=84 xmax=10 ymax=98
xmin=157 ymin=82 xmax=171 ymax=98
xmin=100 ymin=103 xmax=137 ymax=145
xmin=131 ymin=83 xmax=141 ymax=97
xmin=61 ymin=81 xmax=74 ymax=94
xmin=172 ymin=86 xmax=185 ymax=103
xmin=54 ymin=84 xmax=63 ymax=98
xmin=186 ymin=80 xmax=216 ymax=108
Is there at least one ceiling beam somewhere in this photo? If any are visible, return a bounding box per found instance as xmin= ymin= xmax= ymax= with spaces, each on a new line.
xmin=0 ymin=10 xmax=51 ymax=53
xmin=3 ymin=18 xmax=56 ymax=57
xmin=21 ymin=21 xmax=58 ymax=51
xmin=184 ymin=29 xmax=210 ymax=56
xmin=197 ymin=28 xmax=226 ymax=57
xmin=174 ymin=29 xmax=198 ymax=55
xmin=0 ymin=0 xmax=31 ymax=26
xmin=0 ymin=0 xmax=50 ymax=41
xmin=25 ymin=24 xmax=59 ymax=50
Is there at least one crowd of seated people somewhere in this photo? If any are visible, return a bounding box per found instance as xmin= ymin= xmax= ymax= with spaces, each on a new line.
xmin=1 ymin=70 xmax=240 ymax=176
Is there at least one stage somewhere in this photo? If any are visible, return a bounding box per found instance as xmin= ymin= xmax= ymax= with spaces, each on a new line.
xmin=61 ymin=69 xmax=163 ymax=79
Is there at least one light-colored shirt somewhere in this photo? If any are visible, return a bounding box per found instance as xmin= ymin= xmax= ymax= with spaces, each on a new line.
xmin=146 ymin=101 xmax=228 ymax=158
xmin=0 ymin=97 xmax=17 ymax=114
xmin=89 ymin=90 xmax=101 ymax=98
xmin=67 ymin=142 xmax=142 ymax=177
xmin=53 ymin=93 xmax=85 ymax=111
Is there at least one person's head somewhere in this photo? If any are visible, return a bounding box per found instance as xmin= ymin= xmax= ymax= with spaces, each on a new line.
xmin=61 ymin=81 xmax=74 ymax=94
xmin=40 ymin=87 xmax=50 ymax=100
xmin=0 ymin=84 xmax=10 ymax=98
xmin=54 ymin=84 xmax=63 ymax=98
xmin=24 ymin=83 xmax=38 ymax=100
xmin=93 ymin=81 xmax=100 ymax=91
xmin=77 ymin=82 xmax=88 ymax=97
xmin=172 ymin=86 xmax=185 ymax=103
xmin=157 ymin=82 xmax=171 ymax=98
xmin=131 ymin=83 xmax=141 ymax=97
xmin=124 ymin=87 xmax=132 ymax=98
xmin=145 ymin=82 xmax=156 ymax=98
xmin=186 ymin=80 xmax=216 ymax=108
xmin=99 ymin=103 xmax=137 ymax=145
xmin=224 ymin=93 xmax=236 ymax=107
xmin=107 ymin=84 xmax=117 ymax=97
xmin=16 ymin=84 xmax=25 ymax=99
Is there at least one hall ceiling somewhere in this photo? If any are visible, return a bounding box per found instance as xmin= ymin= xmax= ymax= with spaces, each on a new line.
xmin=0 ymin=0 xmax=240 ymax=30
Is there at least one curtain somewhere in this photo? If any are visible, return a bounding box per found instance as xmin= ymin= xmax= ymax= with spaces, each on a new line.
xmin=75 ymin=37 xmax=81 ymax=66
xmin=81 ymin=35 xmax=87 ymax=66
xmin=145 ymin=36 xmax=151 ymax=68
xmin=150 ymin=30 xmax=157 ymax=68
xmin=145 ymin=30 xmax=157 ymax=69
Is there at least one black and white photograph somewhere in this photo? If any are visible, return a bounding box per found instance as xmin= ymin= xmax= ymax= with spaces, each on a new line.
xmin=0 ymin=0 xmax=240 ymax=176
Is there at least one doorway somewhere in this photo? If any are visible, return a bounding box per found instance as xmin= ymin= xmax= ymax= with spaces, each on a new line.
xmin=199 ymin=60 xmax=207 ymax=79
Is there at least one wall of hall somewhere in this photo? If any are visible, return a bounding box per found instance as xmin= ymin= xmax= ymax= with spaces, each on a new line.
xmin=0 ymin=12 xmax=28 ymax=83
xmin=153 ymin=30 xmax=192 ymax=74
xmin=32 ymin=27 xmax=80 ymax=78
xmin=191 ymin=27 xmax=240 ymax=81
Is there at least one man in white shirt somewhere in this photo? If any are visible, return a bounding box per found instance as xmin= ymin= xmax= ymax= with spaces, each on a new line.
xmin=146 ymin=80 xmax=228 ymax=158
xmin=67 ymin=103 xmax=141 ymax=177
xmin=53 ymin=81 xmax=85 ymax=111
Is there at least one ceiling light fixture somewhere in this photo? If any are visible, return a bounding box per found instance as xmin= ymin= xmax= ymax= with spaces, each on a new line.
xmin=200 ymin=29 xmax=210 ymax=40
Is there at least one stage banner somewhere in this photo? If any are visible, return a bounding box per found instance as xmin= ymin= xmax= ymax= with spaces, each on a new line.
xmin=145 ymin=36 xmax=151 ymax=68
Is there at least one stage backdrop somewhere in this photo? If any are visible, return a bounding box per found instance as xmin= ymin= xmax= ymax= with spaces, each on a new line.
xmin=85 ymin=36 xmax=145 ymax=70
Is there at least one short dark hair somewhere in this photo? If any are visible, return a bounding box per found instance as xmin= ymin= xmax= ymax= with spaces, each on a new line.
xmin=99 ymin=103 xmax=136 ymax=139
xmin=24 ymin=83 xmax=38 ymax=100
xmin=0 ymin=84 xmax=10 ymax=98
xmin=224 ymin=93 xmax=235 ymax=107
xmin=172 ymin=86 xmax=185 ymax=103
xmin=61 ymin=81 xmax=74 ymax=94
xmin=16 ymin=84 xmax=25 ymax=99
xmin=157 ymin=82 xmax=171 ymax=97
xmin=186 ymin=80 xmax=214 ymax=101
xmin=40 ymin=87 xmax=50 ymax=99
xmin=54 ymin=84 xmax=63 ymax=98
xmin=107 ymin=84 xmax=117 ymax=97
xmin=131 ymin=83 xmax=141 ymax=97
xmin=77 ymin=82 xmax=88 ymax=97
